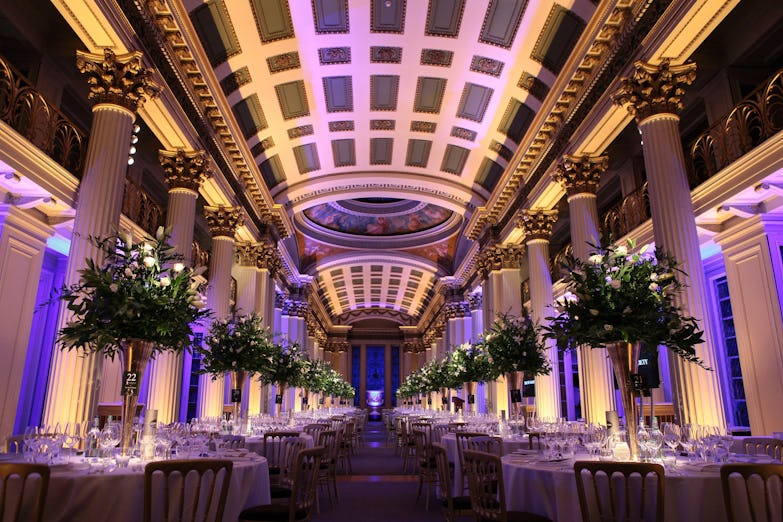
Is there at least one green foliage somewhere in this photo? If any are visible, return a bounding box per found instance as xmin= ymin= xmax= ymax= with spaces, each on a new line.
xmin=198 ymin=313 xmax=274 ymax=376
xmin=448 ymin=342 xmax=498 ymax=385
xmin=543 ymin=240 xmax=707 ymax=367
xmin=259 ymin=340 xmax=306 ymax=387
xmin=480 ymin=312 xmax=552 ymax=376
xmin=56 ymin=227 xmax=210 ymax=359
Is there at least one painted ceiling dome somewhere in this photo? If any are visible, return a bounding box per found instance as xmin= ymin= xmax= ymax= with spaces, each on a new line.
xmin=303 ymin=198 xmax=453 ymax=236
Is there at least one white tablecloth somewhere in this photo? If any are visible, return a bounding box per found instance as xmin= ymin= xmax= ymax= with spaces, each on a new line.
xmin=501 ymin=455 xmax=727 ymax=522
xmin=42 ymin=456 xmax=271 ymax=522
xmin=244 ymin=433 xmax=314 ymax=456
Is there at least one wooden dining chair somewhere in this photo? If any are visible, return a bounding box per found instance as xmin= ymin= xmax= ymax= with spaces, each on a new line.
xmin=4 ymin=435 xmax=24 ymax=454
xmin=316 ymin=430 xmax=340 ymax=511
xmin=432 ymin=442 xmax=472 ymax=522
xmin=463 ymin=450 xmax=551 ymax=522
xmin=720 ymin=463 xmax=783 ymax=522
xmin=263 ymin=432 xmax=303 ymax=484
xmin=743 ymin=438 xmax=783 ymax=462
xmin=0 ymin=463 xmax=50 ymax=522
xmin=412 ymin=428 xmax=439 ymax=510
xmin=239 ymin=446 xmax=326 ymax=522
xmin=573 ymin=461 xmax=665 ymax=522
xmin=455 ymin=432 xmax=494 ymax=492
xmin=271 ymin=437 xmax=308 ymax=501
xmin=144 ymin=459 xmax=233 ymax=522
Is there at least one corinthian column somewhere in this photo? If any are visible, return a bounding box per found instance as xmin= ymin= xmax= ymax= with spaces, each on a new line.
xmin=43 ymin=49 xmax=160 ymax=429
xmin=145 ymin=150 xmax=211 ymax=424
xmin=613 ymin=59 xmax=725 ymax=427
xmin=476 ymin=242 xmax=525 ymax=415
xmin=553 ymin=155 xmax=616 ymax=424
xmin=197 ymin=206 xmax=243 ymax=418
xmin=521 ymin=209 xmax=561 ymax=419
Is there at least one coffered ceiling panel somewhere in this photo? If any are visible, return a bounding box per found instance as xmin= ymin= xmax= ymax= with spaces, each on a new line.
xmin=181 ymin=0 xmax=600 ymax=319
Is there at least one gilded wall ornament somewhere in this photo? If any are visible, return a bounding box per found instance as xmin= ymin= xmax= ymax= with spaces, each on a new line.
xmin=204 ymin=206 xmax=243 ymax=238
xmin=552 ymin=154 xmax=608 ymax=196
xmin=520 ymin=209 xmax=558 ymax=241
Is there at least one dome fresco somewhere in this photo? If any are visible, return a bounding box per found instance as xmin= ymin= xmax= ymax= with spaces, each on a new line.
xmin=303 ymin=200 xmax=453 ymax=236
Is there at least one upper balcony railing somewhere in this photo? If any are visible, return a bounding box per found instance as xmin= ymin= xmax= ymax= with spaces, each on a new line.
xmin=0 ymin=54 xmax=88 ymax=176
xmin=122 ymin=179 xmax=163 ymax=237
xmin=687 ymin=67 xmax=783 ymax=185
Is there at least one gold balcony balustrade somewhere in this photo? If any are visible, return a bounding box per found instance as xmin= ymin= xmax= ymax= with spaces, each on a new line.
xmin=688 ymin=67 xmax=783 ymax=184
xmin=122 ymin=179 xmax=164 ymax=237
xmin=0 ymin=54 xmax=88 ymax=176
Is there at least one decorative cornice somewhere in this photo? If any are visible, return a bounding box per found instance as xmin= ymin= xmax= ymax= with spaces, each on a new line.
xmin=467 ymin=293 xmax=483 ymax=312
xmin=159 ymin=149 xmax=212 ymax=192
xmin=204 ymin=205 xmax=243 ymax=238
xmin=235 ymin=240 xmax=282 ymax=274
xmin=333 ymin=308 xmax=416 ymax=326
xmin=443 ymin=300 xmax=470 ymax=319
xmin=476 ymin=243 xmax=525 ymax=278
xmin=520 ymin=209 xmax=559 ymax=241
xmin=612 ymin=58 xmax=697 ymax=122
xmin=76 ymin=49 xmax=160 ymax=112
xmin=552 ymin=154 xmax=608 ymax=196
xmin=283 ymin=299 xmax=309 ymax=318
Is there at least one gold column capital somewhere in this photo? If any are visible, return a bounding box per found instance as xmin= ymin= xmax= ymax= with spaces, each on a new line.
xmin=552 ymin=154 xmax=608 ymax=196
xmin=476 ymin=243 xmax=525 ymax=279
xmin=235 ymin=240 xmax=282 ymax=274
xmin=612 ymin=59 xmax=697 ymax=122
xmin=159 ymin=149 xmax=212 ymax=192
xmin=520 ymin=208 xmax=559 ymax=242
xmin=76 ymin=49 xmax=161 ymax=112
xmin=204 ymin=205 xmax=243 ymax=238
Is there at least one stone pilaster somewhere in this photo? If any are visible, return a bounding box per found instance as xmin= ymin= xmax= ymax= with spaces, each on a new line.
xmin=145 ymin=149 xmax=212 ymax=424
xmin=613 ymin=59 xmax=725 ymax=427
xmin=521 ymin=209 xmax=561 ymax=419
xmin=44 ymin=49 xmax=159 ymax=429
xmin=197 ymin=206 xmax=243 ymax=418
xmin=553 ymin=155 xmax=617 ymax=424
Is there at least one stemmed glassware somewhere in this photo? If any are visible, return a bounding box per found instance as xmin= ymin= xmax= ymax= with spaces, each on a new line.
xmin=99 ymin=421 xmax=121 ymax=460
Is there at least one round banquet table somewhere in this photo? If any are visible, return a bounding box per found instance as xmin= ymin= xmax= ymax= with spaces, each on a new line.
xmin=40 ymin=455 xmax=271 ymax=522
xmin=440 ymin=432 xmax=529 ymax=496
xmin=501 ymin=454 xmax=728 ymax=522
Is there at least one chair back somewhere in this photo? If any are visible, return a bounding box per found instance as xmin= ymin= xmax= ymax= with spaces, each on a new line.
xmin=432 ymin=443 xmax=456 ymax=503
xmin=462 ymin=449 xmax=507 ymax=522
xmin=4 ymin=435 xmax=24 ymax=454
xmin=573 ymin=461 xmax=665 ymax=522
xmin=412 ymin=429 xmax=432 ymax=465
xmin=411 ymin=422 xmax=432 ymax=444
xmin=456 ymin=432 xmax=491 ymax=473
xmin=431 ymin=424 xmax=450 ymax=444
xmin=279 ymin=437 xmax=308 ymax=488
xmin=318 ymin=430 xmax=339 ymax=462
xmin=303 ymin=424 xmax=326 ymax=440
xmin=466 ymin=435 xmax=503 ymax=457
xmin=721 ymin=463 xmax=783 ymax=522
xmin=0 ymin=463 xmax=50 ymax=522
xmin=144 ymin=459 xmax=233 ymax=522
xmin=744 ymin=438 xmax=783 ymax=462
xmin=262 ymin=432 xmax=301 ymax=468
xmin=289 ymin=446 xmax=326 ymax=522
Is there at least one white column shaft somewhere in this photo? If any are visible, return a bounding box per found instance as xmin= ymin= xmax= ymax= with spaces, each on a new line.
xmin=44 ymin=104 xmax=135 ymax=428
xmin=528 ymin=239 xmax=561 ymax=419
xmin=639 ymin=113 xmax=725 ymax=427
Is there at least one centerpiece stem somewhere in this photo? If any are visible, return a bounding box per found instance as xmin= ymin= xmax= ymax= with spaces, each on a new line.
xmin=465 ymin=381 xmax=477 ymax=415
xmin=120 ymin=339 xmax=155 ymax=456
xmin=507 ymin=371 xmax=524 ymax=429
xmin=606 ymin=341 xmax=642 ymax=461
xmin=229 ymin=369 xmax=247 ymax=431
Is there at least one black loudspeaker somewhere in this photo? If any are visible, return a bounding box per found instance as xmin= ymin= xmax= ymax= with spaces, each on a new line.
xmin=636 ymin=345 xmax=660 ymax=389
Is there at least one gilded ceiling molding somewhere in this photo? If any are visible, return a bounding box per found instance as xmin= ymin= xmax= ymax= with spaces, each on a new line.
xmin=159 ymin=149 xmax=212 ymax=192
xmin=126 ymin=0 xmax=290 ymax=238
xmin=552 ymin=154 xmax=608 ymax=196
xmin=612 ymin=58 xmax=697 ymax=121
xmin=333 ymin=308 xmax=416 ymax=326
xmin=204 ymin=205 xmax=243 ymax=238
xmin=466 ymin=0 xmax=639 ymax=241
xmin=520 ymin=209 xmax=559 ymax=241
xmin=476 ymin=243 xmax=525 ymax=279
xmin=76 ymin=49 xmax=160 ymax=112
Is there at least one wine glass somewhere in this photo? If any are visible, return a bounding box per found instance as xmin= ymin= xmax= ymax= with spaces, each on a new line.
xmin=662 ymin=423 xmax=681 ymax=454
xmin=99 ymin=422 xmax=121 ymax=460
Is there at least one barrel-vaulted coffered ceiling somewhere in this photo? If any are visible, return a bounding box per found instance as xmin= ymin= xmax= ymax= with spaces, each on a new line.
xmin=181 ymin=0 xmax=597 ymax=319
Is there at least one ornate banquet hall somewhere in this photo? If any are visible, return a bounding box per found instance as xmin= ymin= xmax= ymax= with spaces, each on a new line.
xmin=1 ymin=0 xmax=783 ymax=520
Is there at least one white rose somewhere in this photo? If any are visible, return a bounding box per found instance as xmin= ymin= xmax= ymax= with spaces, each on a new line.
xmin=615 ymin=246 xmax=628 ymax=256
xmin=649 ymin=283 xmax=660 ymax=292
xmin=143 ymin=256 xmax=155 ymax=267
xmin=650 ymin=273 xmax=659 ymax=281
xmin=603 ymin=324 xmax=614 ymax=331
xmin=173 ymin=263 xmax=185 ymax=273
xmin=142 ymin=243 xmax=153 ymax=252
xmin=623 ymin=306 xmax=632 ymax=314
xmin=589 ymin=309 xmax=599 ymax=316
xmin=159 ymin=276 xmax=170 ymax=287
xmin=124 ymin=268 xmax=134 ymax=278
xmin=588 ymin=254 xmax=603 ymax=265
xmin=109 ymin=283 xmax=119 ymax=292
xmin=610 ymin=279 xmax=621 ymax=289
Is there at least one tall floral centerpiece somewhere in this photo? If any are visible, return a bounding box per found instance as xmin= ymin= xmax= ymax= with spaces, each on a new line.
xmin=56 ymin=227 xmax=209 ymax=455
xmin=481 ymin=312 xmax=551 ymax=425
xmin=198 ymin=313 xmax=273 ymax=429
xmin=299 ymin=358 xmax=330 ymax=410
xmin=260 ymin=340 xmax=305 ymax=416
xmin=544 ymin=240 xmax=706 ymax=460
xmin=449 ymin=342 xmax=497 ymax=415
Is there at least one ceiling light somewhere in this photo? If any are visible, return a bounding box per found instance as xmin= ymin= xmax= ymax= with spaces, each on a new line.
xmin=384 ymin=0 xmax=392 ymax=7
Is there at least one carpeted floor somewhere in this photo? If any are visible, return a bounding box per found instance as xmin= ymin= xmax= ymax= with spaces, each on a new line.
xmin=311 ymin=420 xmax=470 ymax=522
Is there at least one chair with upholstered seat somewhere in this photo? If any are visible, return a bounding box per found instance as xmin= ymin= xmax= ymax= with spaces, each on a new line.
xmin=743 ymin=438 xmax=783 ymax=462
xmin=239 ymin=446 xmax=326 ymax=522
xmin=720 ymin=463 xmax=783 ymax=521
xmin=463 ymin=450 xmax=551 ymax=522
xmin=432 ymin=443 xmax=472 ymax=522
xmin=144 ymin=459 xmax=233 ymax=522
xmin=0 ymin=463 xmax=50 ymax=522
xmin=573 ymin=461 xmax=665 ymax=522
